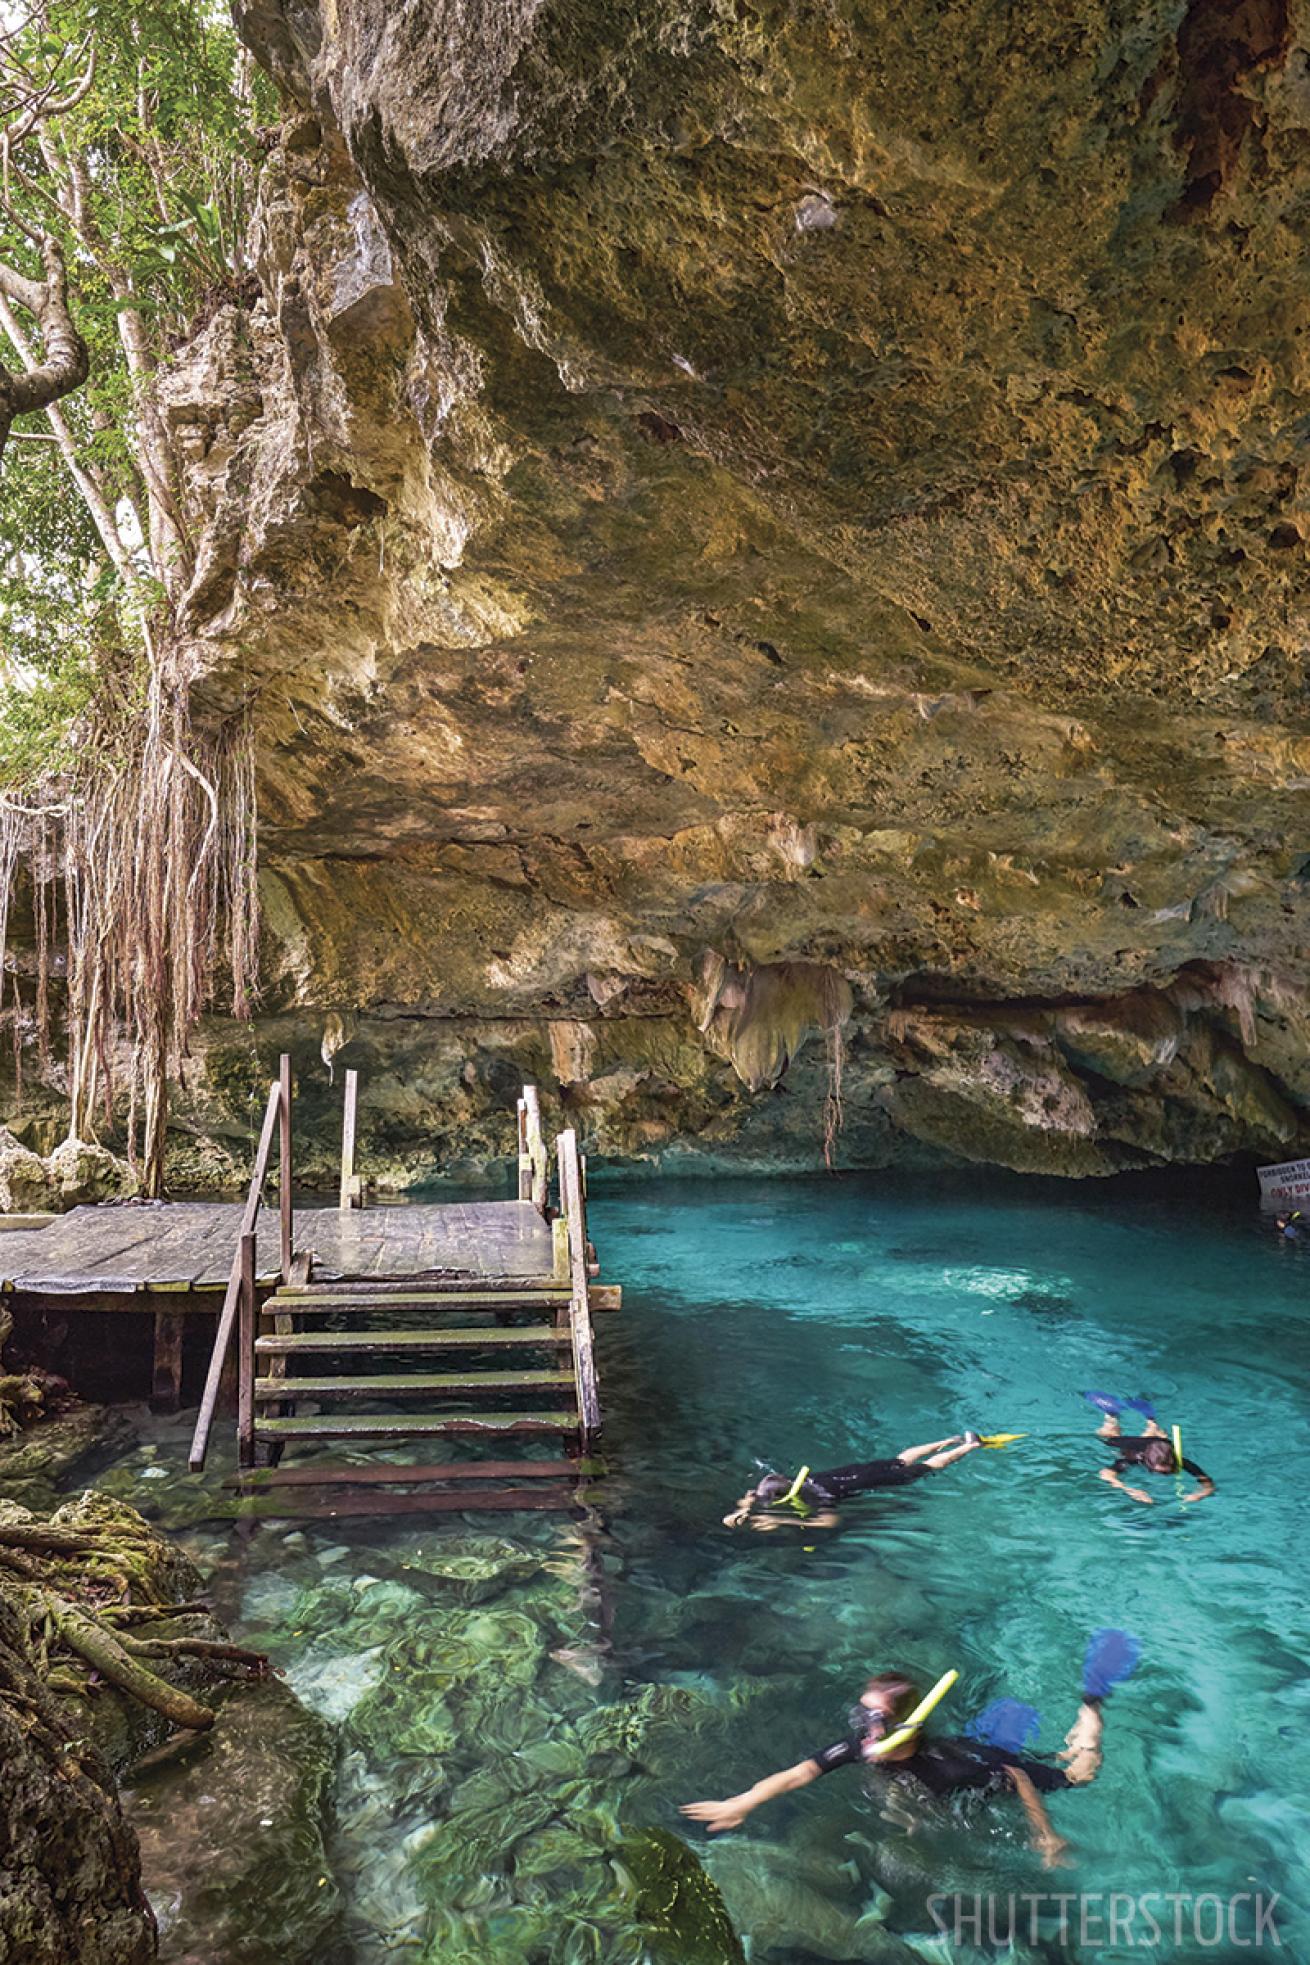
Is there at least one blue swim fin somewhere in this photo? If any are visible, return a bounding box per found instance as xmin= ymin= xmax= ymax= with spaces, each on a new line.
xmin=1082 ymin=1390 xmax=1123 ymax=1416
xmin=964 ymin=1698 xmax=1042 ymax=1754
xmin=1123 ymin=1397 xmax=1158 ymax=1422
xmin=1083 ymin=1628 xmax=1141 ymax=1699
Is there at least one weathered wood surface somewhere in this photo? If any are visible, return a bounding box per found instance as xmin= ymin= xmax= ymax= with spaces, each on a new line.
xmin=339 ymin=1068 xmax=361 ymax=1210
xmin=0 ymin=1199 xmax=555 ymax=1297
xmin=254 ymin=1409 xmax=576 ymax=1439
xmin=228 ymin=1459 xmax=582 ymax=1488
xmin=558 ymin=1129 xmax=602 ymax=1449
xmin=226 ymin=1487 xmax=581 ymax=1519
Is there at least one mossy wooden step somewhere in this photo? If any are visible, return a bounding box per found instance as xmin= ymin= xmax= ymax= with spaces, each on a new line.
xmin=281 ymin=1274 xmax=560 ymax=1293
xmin=229 ymin=1459 xmax=585 ymax=1488
xmin=255 ymin=1325 xmax=569 ymax=1354
xmin=270 ymin=1288 xmax=570 ymax=1308
xmin=233 ymin=1487 xmax=581 ymax=1517
xmin=254 ymin=1370 xmax=576 ymax=1399
xmin=253 ymin=1410 xmax=578 ymax=1440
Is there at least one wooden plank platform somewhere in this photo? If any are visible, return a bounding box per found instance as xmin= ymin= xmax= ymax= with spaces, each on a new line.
xmin=0 ymin=1198 xmax=555 ymax=1298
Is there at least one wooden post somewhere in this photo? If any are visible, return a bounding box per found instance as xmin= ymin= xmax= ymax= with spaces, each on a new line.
xmin=339 ymin=1068 xmax=359 ymax=1210
xmin=150 ymin=1310 xmax=185 ymax=1414
xmin=523 ymin=1085 xmax=548 ymax=1213
xmin=517 ymin=1097 xmax=530 ymax=1202
xmin=236 ymin=1231 xmax=256 ymax=1469
xmin=558 ymin=1128 xmax=601 ymax=1450
xmin=279 ymin=1051 xmax=293 ymax=1282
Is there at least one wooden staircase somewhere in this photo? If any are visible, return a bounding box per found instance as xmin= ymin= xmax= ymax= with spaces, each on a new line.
xmin=250 ymin=1278 xmax=581 ymax=1449
xmin=190 ymin=1076 xmax=614 ymax=1513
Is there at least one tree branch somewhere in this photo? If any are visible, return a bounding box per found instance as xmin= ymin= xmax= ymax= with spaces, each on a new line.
xmin=0 ymin=233 xmax=88 ymax=463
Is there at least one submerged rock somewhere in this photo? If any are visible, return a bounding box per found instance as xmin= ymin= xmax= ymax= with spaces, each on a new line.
xmin=123 ymin=1678 xmax=339 ymax=1965
xmin=702 ymin=1837 xmax=921 ymax=1963
xmin=0 ymin=1587 xmax=156 ymax=1965
xmin=614 ymin=1827 xmax=746 ymax=1964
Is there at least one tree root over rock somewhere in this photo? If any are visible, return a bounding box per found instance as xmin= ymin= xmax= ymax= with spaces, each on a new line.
xmin=0 ymin=1496 xmax=269 ymax=1734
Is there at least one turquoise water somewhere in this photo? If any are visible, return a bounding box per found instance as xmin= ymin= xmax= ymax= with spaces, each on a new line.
xmin=102 ymin=1172 xmax=1310 ymax=1961
xmin=590 ymin=1173 xmax=1310 ymax=1958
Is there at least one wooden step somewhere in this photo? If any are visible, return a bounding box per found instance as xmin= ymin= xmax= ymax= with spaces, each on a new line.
xmin=254 ymin=1370 xmax=576 ymax=1399
xmin=276 ymin=1282 xmax=621 ymax=1311
xmin=253 ymin=1410 xmax=578 ymax=1441
xmin=263 ymin=1293 xmax=569 ymax=1316
xmin=285 ymin=1274 xmax=559 ymax=1294
xmin=255 ymin=1326 xmax=569 ymax=1355
xmin=229 ymin=1459 xmax=584 ymax=1488
xmin=271 ymin=1287 xmax=570 ymax=1307
xmin=233 ymin=1487 xmax=581 ymax=1518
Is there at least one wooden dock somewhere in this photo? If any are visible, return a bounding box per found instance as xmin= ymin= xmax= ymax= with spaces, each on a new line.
xmin=3 ymin=1071 xmax=617 ymax=1511
xmin=0 ymin=1198 xmax=557 ymax=1295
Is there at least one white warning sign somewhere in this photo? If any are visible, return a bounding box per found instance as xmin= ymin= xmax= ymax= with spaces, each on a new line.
xmin=1257 ymin=1158 xmax=1310 ymax=1212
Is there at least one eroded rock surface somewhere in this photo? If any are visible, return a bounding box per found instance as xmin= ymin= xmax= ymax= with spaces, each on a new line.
xmin=156 ymin=1 xmax=1310 ymax=1176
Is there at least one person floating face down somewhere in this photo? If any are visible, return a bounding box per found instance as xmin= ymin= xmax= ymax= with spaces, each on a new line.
xmin=1094 ymin=1408 xmax=1214 ymax=1507
xmin=724 ymin=1433 xmax=985 ymax=1532
xmin=1274 ymin=1211 xmax=1303 ymax=1240
xmin=681 ymin=1669 xmax=1107 ymax=1871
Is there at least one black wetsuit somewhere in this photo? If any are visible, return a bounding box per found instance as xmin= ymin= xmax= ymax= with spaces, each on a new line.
xmin=1108 ymin=1437 xmax=1210 ymax=1483
xmin=800 ymin=1458 xmax=933 ymax=1503
xmin=809 ymin=1732 xmax=1070 ymax=1796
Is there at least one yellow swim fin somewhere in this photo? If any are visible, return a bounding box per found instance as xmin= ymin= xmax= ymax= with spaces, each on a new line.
xmin=980 ymin=1433 xmax=1027 ymax=1448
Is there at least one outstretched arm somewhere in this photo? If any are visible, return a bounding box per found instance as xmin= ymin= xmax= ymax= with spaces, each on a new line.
xmin=1098 ymin=1466 xmax=1153 ymax=1505
xmin=1182 ymin=1474 xmax=1215 ymax=1505
xmin=681 ymin=1757 xmax=822 ymax=1833
xmin=1005 ymin=1766 xmax=1069 ymax=1869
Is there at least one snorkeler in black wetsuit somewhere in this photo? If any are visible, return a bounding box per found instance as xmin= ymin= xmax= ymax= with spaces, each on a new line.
xmin=724 ymin=1432 xmax=984 ymax=1531
xmin=682 ymin=1667 xmax=1108 ymax=1870
xmin=1094 ymin=1410 xmax=1214 ymax=1506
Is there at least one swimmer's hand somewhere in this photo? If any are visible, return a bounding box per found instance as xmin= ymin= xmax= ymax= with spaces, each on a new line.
xmin=723 ymin=1507 xmax=752 ymax=1528
xmin=681 ymin=1759 xmax=822 ymax=1833
xmin=680 ymin=1798 xmax=749 ymax=1834
xmin=1182 ymin=1479 xmax=1215 ymax=1505
xmin=1124 ymin=1486 xmax=1154 ymax=1505
xmin=1037 ymin=1830 xmax=1072 ymax=1870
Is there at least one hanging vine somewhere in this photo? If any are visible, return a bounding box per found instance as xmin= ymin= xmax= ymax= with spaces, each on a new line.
xmin=0 ymin=692 xmax=258 ymax=1192
xmin=0 ymin=2 xmax=271 ymax=1194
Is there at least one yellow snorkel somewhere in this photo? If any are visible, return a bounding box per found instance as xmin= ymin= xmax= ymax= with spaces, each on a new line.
xmin=1172 ymin=1424 xmax=1184 ymax=1474
xmin=864 ymin=1668 xmax=959 ymax=1757
xmin=779 ymin=1465 xmax=811 ymax=1508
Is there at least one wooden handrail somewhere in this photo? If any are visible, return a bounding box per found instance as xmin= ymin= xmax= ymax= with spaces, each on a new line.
xmin=187 ymin=1072 xmax=283 ymax=1472
xmin=279 ymin=1052 xmax=293 ymax=1282
xmin=557 ymin=1127 xmax=600 ymax=1448
xmin=518 ymin=1085 xmax=548 ymax=1213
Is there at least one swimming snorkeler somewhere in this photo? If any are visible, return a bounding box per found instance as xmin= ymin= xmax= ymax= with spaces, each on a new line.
xmin=724 ymin=1433 xmax=984 ymax=1531
xmin=681 ymin=1639 xmax=1136 ymax=1870
xmin=1085 ymin=1395 xmax=1214 ymax=1506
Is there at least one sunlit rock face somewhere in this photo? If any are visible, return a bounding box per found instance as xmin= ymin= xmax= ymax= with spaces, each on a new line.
xmin=168 ymin=0 xmax=1310 ymax=1181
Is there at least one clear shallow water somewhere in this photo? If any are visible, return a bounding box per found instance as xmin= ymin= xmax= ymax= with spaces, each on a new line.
xmin=97 ymin=1172 xmax=1310 ymax=1962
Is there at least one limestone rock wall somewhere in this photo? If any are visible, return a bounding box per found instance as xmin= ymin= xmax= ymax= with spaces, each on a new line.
xmin=154 ymin=0 xmax=1310 ymax=1180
